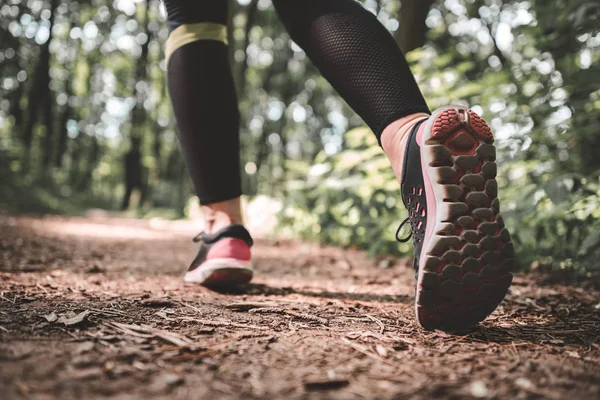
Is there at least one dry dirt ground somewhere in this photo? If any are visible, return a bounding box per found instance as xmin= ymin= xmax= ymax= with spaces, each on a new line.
xmin=0 ymin=215 xmax=599 ymax=400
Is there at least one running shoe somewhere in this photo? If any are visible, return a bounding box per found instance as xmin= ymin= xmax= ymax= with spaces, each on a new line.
xmin=397 ymin=106 xmax=514 ymax=330
xmin=184 ymin=224 xmax=254 ymax=287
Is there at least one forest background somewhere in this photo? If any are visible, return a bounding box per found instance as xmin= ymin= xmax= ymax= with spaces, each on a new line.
xmin=1 ymin=0 xmax=599 ymax=275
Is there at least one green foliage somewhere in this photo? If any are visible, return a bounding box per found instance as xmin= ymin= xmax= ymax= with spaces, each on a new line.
xmin=280 ymin=127 xmax=411 ymax=257
xmin=499 ymin=164 xmax=600 ymax=272
xmin=0 ymin=151 xmax=112 ymax=214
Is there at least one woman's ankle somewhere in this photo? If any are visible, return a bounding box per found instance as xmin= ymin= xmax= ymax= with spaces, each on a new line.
xmin=202 ymin=197 xmax=244 ymax=234
xmin=380 ymin=113 xmax=429 ymax=182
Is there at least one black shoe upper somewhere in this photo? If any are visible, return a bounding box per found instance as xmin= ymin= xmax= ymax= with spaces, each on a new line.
xmin=397 ymin=119 xmax=429 ymax=273
xmin=188 ymin=224 xmax=253 ymax=272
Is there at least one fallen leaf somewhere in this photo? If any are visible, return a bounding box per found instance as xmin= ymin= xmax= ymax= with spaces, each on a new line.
xmin=57 ymin=310 xmax=91 ymax=326
xmin=44 ymin=312 xmax=57 ymax=322
xmin=470 ymin=380 xmax=488 ymax=398
xmin=60 ymin=367 xmax=103 ymax=381
xmin=375 ymin=344 xmax=388 ymax=358
xmin=150 ymin=373 xmax=184 ymax=392
xmin=75 ymin=341 xmax=95 ymax=355
xmin=566 ymin=350 xmax=581 ymax=359
xmin=515 ymin=377 xmax=534 ymax=390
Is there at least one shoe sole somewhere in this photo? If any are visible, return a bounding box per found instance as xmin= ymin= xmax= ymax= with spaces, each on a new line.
xmin=415 ymin=106 xmax=514 ymax=331
xmin=184 ymin=258 xmax=253 ymax=288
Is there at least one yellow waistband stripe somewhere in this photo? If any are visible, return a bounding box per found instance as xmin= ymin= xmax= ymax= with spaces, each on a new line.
xmin=165 ymin=22 xmax=228 ymax=66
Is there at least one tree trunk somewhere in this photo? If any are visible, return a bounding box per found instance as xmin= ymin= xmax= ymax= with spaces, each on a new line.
xmin=236 ymin=0 xmax=260 ymax=94
xmin=55 ymin=16 xmax=80 ymax=168
xmin=41 ymin=75 xmax=55 ymax=169
xmin=77 ymin=135 xmax=100 ymax=191
xmin=394 ymin=0 xmax=435 ymax=53
xmin=56 ymin=80 xmax=74 ymax=168
xmin=227 ymin=0 xmax=236 ymax=69
xmin=22 ymin=0 xmax=59 ymax=171
xmin=122 ymin=0 xmax=153 ymax=210
xmin=3 ymin=5 xmax=26 ymax=133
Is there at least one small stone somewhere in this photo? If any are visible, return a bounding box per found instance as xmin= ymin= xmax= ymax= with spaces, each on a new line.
xmin=470 ymin=380 xmax=489 ymax=398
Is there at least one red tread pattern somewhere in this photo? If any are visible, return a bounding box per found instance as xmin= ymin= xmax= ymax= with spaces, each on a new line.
xmin=467 ymin=110 xmax=493 ymax=140
xmin=432 ymin=109 xmax=461 ymax=137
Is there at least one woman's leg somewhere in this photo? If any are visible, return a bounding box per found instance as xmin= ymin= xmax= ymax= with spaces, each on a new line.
xmin=273 ymin=0 xmax=430 ymax=146
xmin=164 ymin=0 xmax=243 ymax=233
xmin=273 ymin=0 xmax=514 ymax=330
xmin=164 ymin=0 xmax=253 ymax=287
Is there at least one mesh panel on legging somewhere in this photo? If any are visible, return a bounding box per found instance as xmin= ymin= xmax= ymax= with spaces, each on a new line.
xmin=164 ymin=0 xmax=242 ymax=204
xmin=273 ymin=0 xmax=430 ymax=142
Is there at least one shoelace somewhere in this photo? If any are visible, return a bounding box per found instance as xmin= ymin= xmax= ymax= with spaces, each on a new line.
xmin=395 ymin=217 xmax=412 ymax=243
xmin=192 ymin=232 xmax=204 ymax=243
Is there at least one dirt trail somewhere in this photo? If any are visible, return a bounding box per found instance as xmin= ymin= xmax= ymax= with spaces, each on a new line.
xmin=0 ymin=215 xmax=599 ymax=399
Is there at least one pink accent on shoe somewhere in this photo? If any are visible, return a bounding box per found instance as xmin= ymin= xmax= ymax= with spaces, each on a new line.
xmin=417 ymin=122 xmax=438 ymax=273
xmin=207 ymin=238 xmax=251 ymax=261
xmin=416 ymin=120 xmax=426 ymax=145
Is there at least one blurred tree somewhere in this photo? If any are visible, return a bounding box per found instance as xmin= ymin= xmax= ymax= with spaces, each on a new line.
xmin=395 ymin=0 xmax=436 ymax=52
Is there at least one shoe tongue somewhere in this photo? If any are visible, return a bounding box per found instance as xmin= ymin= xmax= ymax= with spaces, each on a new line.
xmin=201 ymin=224 xmax=253 ymax=247
xmin=401 ymin=118 xmax=428 ymax=186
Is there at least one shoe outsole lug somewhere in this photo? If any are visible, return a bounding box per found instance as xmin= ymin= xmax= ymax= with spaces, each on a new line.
xmin=440 ymin=280 xmax=461 ymax=299
xmin=441 ymin=185 xmax=464 ymax=200
xmin=481 ymin=162 xmax=497 ymax=178
xmin=462 ymin=230 xmax=479 ymax=243
xmin=437 ymin=223 xmax=456 ymax=236
xmin=442 ymin=264 xmax=461 ymax=279
xmin=430 ymin=237 xmax=462 ymax=255
xmin=463 ymin=258 xmax=479 ymax=272
xmin=436 ymin=166 xmax=458 ymax=181
xmin=429 ymin=145 xmax=453 ymax=162
xmin=500 ymin=242 xmax=515 ymax=258
xmin=461 ymin=272 xmax=479 ymax=287
xmin=441 ymin=203 xmax=469 ymax=221
xmin=460 ymin=174 xmax=485 ymax=190
xmin=472 ymin=208 xmax=494 ymax=220
xmin=422 ymin=272 xmax=441 ymax=289
xmin=415 ymin=106 xmax=514 ymax=331
xmin=476 ymin=143 xmax=496 ymax=160
xmin=455 ymin=155 xmax=479 ymax=170
xmin=424 ymin=256 xmax=443 ymax=271
xmin=479 ymin=236 xmax=498 ymax=251
xmin=443 ymin=250 xmax=462 ymax=263
xmin=457 ymin=216 xmax=475 ymax=228
xmin=462 ymin=243 xmax=480 ymax=257
xmin=478 ymin=222 xmax=499 ymax=235
xmin=499 ymin=228 xmax=511 ymax=243
xmin=496 ymin=214 xmax=505 ymax=227
xmin=465 ymin=192 xmax=490 ymax=208
xmin=491 ymin=198 xmax=500 ymax=213
xmin=485 ymin=180 xmax=498 ymax=197
xmin=418 ymin=290 xmax=436 ymax=309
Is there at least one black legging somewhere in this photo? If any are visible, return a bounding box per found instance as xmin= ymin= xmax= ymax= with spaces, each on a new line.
xmin=165 ymin=0 xmax=430 ymax=204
